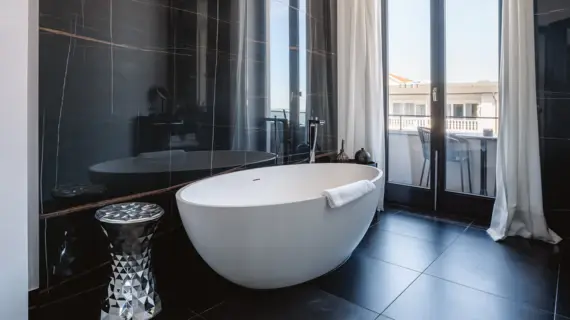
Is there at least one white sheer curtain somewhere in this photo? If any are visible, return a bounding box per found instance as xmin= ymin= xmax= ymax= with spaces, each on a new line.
xmin=337 ymin=0 xmax=385 ymax=210
xmin=487 ymin=0 xmax=561 ymax=243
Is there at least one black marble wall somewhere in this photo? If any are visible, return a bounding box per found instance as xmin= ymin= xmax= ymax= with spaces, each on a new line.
xmin=34 ymin=0 xmax=338 ymax=315
xmin=536 ymin=0 xmax=570 ymax=236
xmin=39 ymin=0 xmax=338 ymax=214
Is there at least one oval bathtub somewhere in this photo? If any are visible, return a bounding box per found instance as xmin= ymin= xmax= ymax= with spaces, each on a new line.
xmin=176 ymin=163 xmax=383 ymax=289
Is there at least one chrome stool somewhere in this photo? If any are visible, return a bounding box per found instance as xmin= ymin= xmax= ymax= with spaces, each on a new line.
xmin=95 ymin=202 xmax=164 ymax=320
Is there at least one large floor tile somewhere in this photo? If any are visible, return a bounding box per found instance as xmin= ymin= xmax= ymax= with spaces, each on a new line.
xmin=371 ymin=207 xmax=401 ymax=226
xmin=383 ymin=274 xmax=556 ymax=320
xmin=317 ymin=252 xmax=420 ymax=314
xmin=556 ymin=244 xmax=570 ymax=318
xmin=375 ymin=210 xmax=467 ymax=246
xmin=425 ymin=227 xmax=560 ymax=312
xmin=153 ymin=229 xmax=239 ymax=314
xmin=30 ymin=284 xmax=197 ymax=320
xmin=379 ymin=206 xmax=403 ymax=215
xmin=30 ymin=286 xmax=104 ymax=320
xmin=200 ymin=284 xmax=378 ymax=320
xmin=559 ymin=269 xmax=570 ymax=318
xmin=358 ymin=225 xmax=449 ymax=271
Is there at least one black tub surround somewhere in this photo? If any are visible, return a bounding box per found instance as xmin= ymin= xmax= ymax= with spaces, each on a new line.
xmin=35 ymin=0 xmax=338 ymax=315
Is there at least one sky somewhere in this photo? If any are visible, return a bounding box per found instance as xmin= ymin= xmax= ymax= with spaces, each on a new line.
xmin=389 ymin=0 xmax=499 ymax=83
xmin=269 ymin=0 xmax=306 ymax=112
xmin=268 ymin=0 xmax=500 ymax=111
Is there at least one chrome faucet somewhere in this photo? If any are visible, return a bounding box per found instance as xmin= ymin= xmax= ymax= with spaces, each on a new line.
xmin=263 ymin=116 xmax=291 ymax=164
xmin=308 ymin=117 xmax=326 ymax=163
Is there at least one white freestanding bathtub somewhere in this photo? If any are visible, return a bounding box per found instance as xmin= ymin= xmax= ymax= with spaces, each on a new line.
xmin=176 ymin=163 xmax=383 ymax=289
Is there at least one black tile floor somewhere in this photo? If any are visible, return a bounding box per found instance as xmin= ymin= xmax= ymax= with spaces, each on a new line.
xmin=31 ymin=208 xmax=570 ymax=320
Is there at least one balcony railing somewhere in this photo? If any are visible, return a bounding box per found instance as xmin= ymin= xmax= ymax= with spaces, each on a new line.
xmin=270 ymin=110 xmax=307 ymax=126
xmin=268 ymin=112 xmax=498 ymax=135
xmin=388 ymin=115 xmax=499 ymax=134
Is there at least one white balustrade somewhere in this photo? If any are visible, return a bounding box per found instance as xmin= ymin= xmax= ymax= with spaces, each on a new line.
xmin=388 ymin=116 xmax=488 ymax=134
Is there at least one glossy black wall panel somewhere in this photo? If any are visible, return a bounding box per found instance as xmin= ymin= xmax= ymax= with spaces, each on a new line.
xmin=536 ymin=0 xmax=570 ymax=233
xmin=307 ymin=0 xmax=337 ymax=152
xmin=541 ymin=138 xmax=570 ymax=211
xmin=36 ymin=0 xmax=338 ymax=301
xmin=39 ymin=0 xmax=173 ymax=209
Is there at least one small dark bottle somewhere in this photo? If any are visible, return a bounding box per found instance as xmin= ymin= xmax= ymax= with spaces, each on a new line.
xmin=355 ymin=148 xmax=372 ymax=164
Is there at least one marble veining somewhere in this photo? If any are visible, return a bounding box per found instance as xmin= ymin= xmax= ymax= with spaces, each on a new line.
xmin=39 ymin=28 xmax=189 ymax=56
xmin=535 ymin=7 xmax=570 ymax=16
xmin=54 ymin=27 xmax=73 ymax=187
xmin=37 ymin=1 xmax=338 ymax=305
xmin=109 ymin=0 xmax=114 ymax=114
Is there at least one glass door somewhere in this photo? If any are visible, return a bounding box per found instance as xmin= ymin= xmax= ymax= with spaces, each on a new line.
xmin=384 ymin=0 xmax=500 ymax=218
xmin=384 ymin=0 xmax=435 ymax=211
xmin=437 ymin=0 xmax=499 ymax=217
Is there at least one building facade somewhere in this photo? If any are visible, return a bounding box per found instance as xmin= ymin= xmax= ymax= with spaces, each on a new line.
xmin=388 ymin=75 xmax=499 ymax=135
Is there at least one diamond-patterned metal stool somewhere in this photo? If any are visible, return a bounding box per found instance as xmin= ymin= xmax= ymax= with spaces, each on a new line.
xmin=95 ymin=202 xmax=164 ymax=320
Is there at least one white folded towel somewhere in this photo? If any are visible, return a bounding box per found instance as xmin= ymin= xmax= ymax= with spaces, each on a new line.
xmin=322 ymin=180 xmax=376 ymax=208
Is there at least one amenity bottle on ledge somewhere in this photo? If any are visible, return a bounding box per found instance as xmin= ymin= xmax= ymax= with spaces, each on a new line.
xmin=355 ymin=148 xmax=372 ymax=164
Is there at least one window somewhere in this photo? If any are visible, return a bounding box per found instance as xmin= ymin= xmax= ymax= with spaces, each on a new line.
xmin=404 ymin=103 xmax=415 ymax=115
xmin=392 ymin=103 xmax=403 ymax=115
xmin=446 ymin=103 xmax=479 ymax=117
xmin=269 ymin=0 xmax=290 ymax=113
xmin=465 ymin=103 xmax=479 ymax=117
xmin=415 ymin=104 xmax=427 ymax=116
xmin=453 ymin=104 xmax=464 ymax=117
xmin=393 ymin=103 xmax=427 ymax=116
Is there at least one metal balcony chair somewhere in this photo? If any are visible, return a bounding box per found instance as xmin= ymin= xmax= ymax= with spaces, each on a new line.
xmin=417 ymin=127 xmax=472 ymax=193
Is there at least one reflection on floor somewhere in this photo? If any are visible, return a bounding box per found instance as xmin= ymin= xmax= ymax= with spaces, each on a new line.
xmin=32 ymin=208 xmax=570 ymax=320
